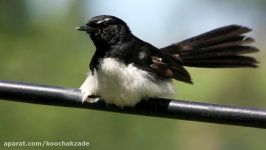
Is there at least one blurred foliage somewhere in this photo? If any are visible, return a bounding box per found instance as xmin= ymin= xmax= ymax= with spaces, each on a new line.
xmin=0 ymin=1 xmax=266 ymax=150
xmin=0 ymin=0 xmax=30 ymax=34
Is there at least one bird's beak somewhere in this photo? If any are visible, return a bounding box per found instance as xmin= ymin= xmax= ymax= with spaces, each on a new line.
xmin=75 ymin=25 xmax=93 ymax=33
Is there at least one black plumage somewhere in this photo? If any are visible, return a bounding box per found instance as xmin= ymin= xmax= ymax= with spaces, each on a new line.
xmin=161 ymin=25 xmax=259 ymax=68
xmin=77 ymin=15 xmax=259 ymax=84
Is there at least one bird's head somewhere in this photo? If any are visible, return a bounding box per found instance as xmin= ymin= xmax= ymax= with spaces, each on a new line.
xmin=76 ymin=15 xmax=131 ymax=47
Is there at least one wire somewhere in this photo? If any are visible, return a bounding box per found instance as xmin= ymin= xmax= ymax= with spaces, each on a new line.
xmin=0 ymin=80 xmax=265 ymax=129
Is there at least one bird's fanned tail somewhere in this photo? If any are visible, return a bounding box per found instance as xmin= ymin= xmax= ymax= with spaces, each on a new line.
xmin=161 ymin=25 xmax=259 ymax=68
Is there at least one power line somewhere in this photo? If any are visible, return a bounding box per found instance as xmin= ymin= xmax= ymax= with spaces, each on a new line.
xmin=0 ymin=80 xmax=265 ymax=129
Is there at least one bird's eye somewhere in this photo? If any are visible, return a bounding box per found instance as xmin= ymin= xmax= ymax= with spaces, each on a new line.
xmin=98 ymin=21 xmax=110 ymax=27
xmin=100 ymin=22 xmax=108 ymax=27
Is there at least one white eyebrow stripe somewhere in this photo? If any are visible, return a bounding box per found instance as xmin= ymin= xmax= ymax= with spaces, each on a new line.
xmin=96 ymin=18 xmax=111 ymax=24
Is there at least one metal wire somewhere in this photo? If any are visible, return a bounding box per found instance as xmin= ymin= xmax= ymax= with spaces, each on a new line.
xmin=0 ymin=80 xmax=265 ymax=129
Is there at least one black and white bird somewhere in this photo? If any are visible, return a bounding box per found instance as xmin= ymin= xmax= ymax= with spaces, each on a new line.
xmin=76 ymin=15 xmax=258 ymax=107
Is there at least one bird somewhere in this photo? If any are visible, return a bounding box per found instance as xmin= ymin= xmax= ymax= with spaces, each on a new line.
xmin=76 ymin=15 xmax=259 ymax=107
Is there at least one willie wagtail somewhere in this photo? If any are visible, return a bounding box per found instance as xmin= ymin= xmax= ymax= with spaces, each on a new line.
xmin=76 ymin=15 xmax=258 ymax=107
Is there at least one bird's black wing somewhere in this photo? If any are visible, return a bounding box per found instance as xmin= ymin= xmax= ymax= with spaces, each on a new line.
xmin=132 ymin=41 xmax=192 ymax=84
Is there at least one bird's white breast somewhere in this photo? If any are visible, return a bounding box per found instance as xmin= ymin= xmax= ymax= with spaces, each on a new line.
xmin=80 ymin=58 xmax=175 ymax=107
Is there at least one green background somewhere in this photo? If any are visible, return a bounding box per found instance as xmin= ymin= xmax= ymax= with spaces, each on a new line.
xmin=0 ymin=0 xmax=266 ymax=150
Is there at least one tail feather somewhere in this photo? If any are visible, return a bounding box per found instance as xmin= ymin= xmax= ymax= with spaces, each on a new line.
xmin=176 ymin=25 xmax=251 ymax=49
xmin=180 ymin=46 xmax=259 ymax=59
xmin=200 ymin=36 xmax=254 ymax=49
xmin=160 ymin=25 xmax=259 ymax=68
xmin=184 ymin=56 xmax=258 ymax=68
